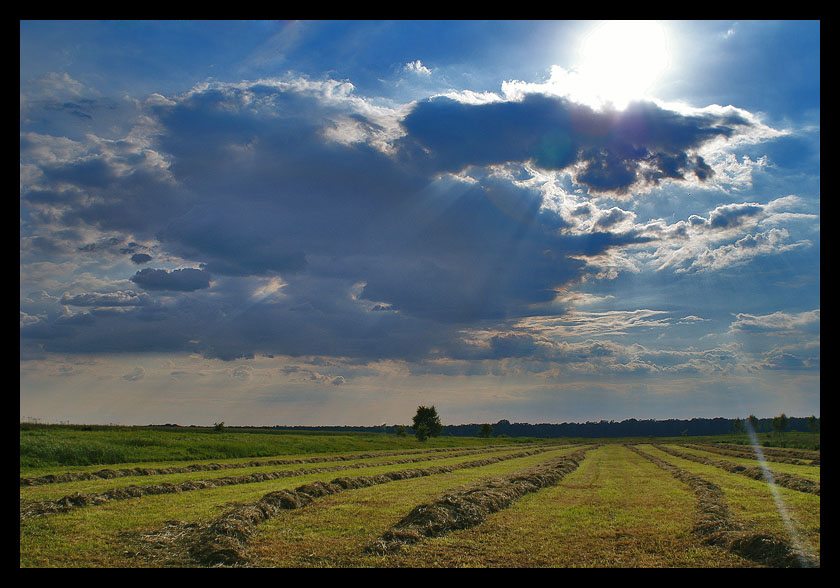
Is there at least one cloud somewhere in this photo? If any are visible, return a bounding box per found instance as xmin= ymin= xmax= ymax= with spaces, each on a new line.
xmin=130 ymin=268 xmax=212 ymax=291
xmin=396 ymin=94 xmax=759 ymax=194
xmin=19 ymin=76 xmax=805 ymax=366
xmin=683 ymin=228 xmax=810 ymax=273
xmin=281 ymin=365 xmax=345 ymax=385
xmin=730 ymin=309 xmax=820 ymax=335
xmin=61 ymin=290 xmax=150 ymax=307
xmin=122 ymin=367 xmax=145 ymax=381
xmin=403 ymin=60 xmax=431 ymax=75
xmin=693 ymin=202 xmax=763 ymax=229
xmin=231 ymin=365 xmax=253 ymax=381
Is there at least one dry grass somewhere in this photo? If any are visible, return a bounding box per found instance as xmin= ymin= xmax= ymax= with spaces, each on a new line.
xmin=20 ymin=439 xmax=820 ymax=567
xmin=382 ymin=444 xmax=749 ymax=567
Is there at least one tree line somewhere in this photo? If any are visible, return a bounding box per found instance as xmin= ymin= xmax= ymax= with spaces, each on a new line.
xmin=264 ymin=414 xmax=819 ymax=439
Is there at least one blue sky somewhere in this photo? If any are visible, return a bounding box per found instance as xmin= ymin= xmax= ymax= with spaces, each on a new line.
xmin=20 ymin=20 xmax=820 ymax=426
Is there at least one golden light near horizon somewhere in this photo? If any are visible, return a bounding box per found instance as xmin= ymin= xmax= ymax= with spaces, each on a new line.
xmin=575 ymin=20 xmax=670 ymax=110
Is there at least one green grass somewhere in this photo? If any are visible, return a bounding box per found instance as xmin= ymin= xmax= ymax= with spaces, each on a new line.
xmin=19 ymin=428 xmax=820 ymax=568
xmin=20 ymin=423 xmax=534 ymax=472
xmin=20 ymin=446 xmax=566 ymax=568
xmin=20 ymin=423 xmax=819 ymax=473
xmin=19 ymin=445 xmax=525 ymax=504
xmin=661 ymin=444 xmax=821 ymax=482
xmin=642 ymin=444 xmax=820 ymax=559
xmin=243 ymin=446 xmax=585 ymax=568
xmin=378 ymin=444 xmax=748 ymax=567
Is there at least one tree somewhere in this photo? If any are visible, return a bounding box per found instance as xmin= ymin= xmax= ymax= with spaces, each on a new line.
xmin=412 ymin=405 xmax=443 ymax=440
xmin=478 ymin=423 xmax=494 ymax=438
xmin=747 ymin=414 xmax=760 ymax=434
xmin=394 ymin=425 xmax=407 ymax=437
xmin=732 ymin=418 xmax=745 ymax=434
xmin=771 ymin=413 xmax=789 ymax=437
xmin=414 ymin=422 xmax=431 ymax=442
xmin=213 ymin=421 xmax=225 ymax=432
xmin=806 ymin=415 xmax=820 ymax=433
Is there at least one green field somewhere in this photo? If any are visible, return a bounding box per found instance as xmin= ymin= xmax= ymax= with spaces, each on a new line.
xmin=19 ymin=425 xmax=820 ymax=568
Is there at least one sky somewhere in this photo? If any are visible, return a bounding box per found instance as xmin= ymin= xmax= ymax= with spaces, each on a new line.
xmin=20 ymin=20 xmax=820 ymax=427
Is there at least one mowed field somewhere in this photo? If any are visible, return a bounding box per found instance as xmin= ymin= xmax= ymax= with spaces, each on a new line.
xmin=20 ymin=429 xmax=820 ymax=568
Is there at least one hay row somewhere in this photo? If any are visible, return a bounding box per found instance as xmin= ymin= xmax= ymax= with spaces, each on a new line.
xmin=712 ymin=443 xmax=820 ymax=465
xmin=684 ymin=444 xmax=816 ymax=466
xmin=126 ymin=446 xmax=564 ymax=567
xmin=365 ymin=446 xmax=596 ymax=555
xmin=653 ymin=444 xmax=819 ymax=496
xmin=20 ymin=443 xmax=526 ymax=487
xmin=20 ymin=445 xmax=547 ymax=521
xmin=627 ymin=445 xmax=818 ymax=568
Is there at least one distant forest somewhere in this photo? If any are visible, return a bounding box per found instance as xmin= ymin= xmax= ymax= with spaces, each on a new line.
xmin=259 ymin=416 xmax=819 ymax=438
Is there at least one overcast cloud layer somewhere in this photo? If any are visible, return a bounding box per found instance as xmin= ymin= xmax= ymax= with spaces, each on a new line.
xmin=20 ymin=21 xmax=819 ymax=426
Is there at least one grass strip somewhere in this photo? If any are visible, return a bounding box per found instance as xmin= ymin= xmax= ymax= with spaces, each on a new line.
xmin=20 ymin=445 xmax=540 ymax=521
xmin=712 ymin=443 xmax=819 ymax=464
xmin=365 ymin=446 xmax=595 ymax=555
xmin=684 ymin=444 xmax=816 ymax=466
xmin=653 ymin=444 xmax=819 ymax=496
xmin=20 ymin=444 xmax=522 ymax=487
xmin=127 ymin=446 xmax=560 ymax=567
xmin=627 ymin=445 xmax=818 ymax=568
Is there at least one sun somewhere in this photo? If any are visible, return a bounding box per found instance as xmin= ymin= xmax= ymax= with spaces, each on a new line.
xmin=575 ymin=20 xmax=670 ymax=110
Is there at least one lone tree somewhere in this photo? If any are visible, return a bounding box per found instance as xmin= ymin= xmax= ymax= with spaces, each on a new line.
xmin=478 ymin=423 xmax=494 ymax=438
xmin=732 ymin=417 xmax=745 ymax=434
xmin=412 ymin=405 xmax=443 ymax=441
xmin=806 ymin=415 xmax=820 ymax=433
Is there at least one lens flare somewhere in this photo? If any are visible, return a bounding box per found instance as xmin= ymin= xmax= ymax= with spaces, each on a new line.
xmin=744 ymin=420 xmax=811 ymax=567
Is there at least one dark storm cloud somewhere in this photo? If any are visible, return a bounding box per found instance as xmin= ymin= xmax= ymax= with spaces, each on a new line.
xmin=397 ymin=94 xmax=751 ymax=193
xmin=130 ymin=268 xmax=212 ymax=292
xmin=19 ymin=80 xmax=725 ymax=361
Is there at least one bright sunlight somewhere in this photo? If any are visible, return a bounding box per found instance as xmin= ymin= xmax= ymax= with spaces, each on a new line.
xmin=575 ymin=20 xmax=670 ymax=110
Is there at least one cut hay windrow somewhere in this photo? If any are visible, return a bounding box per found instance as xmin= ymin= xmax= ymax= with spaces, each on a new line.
xmin=20 ymin=445 xmax=553 ymax=521
xmin=365 ymin=446 xmax=596 ymax=555
xmin=712 ymin=443 xmax=820 ymax=466
xmin=20 ymin=443 xmax=526 ymax=487
xmin=127 ymin=446 xmax=565 ymax=567
xmin=627 ymin=445 xmax=818 ymax=568
xmin=653 ymin=444 xmax=820 ymax=496
xmin=684 ymin=443 xmax=816 ymax=466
